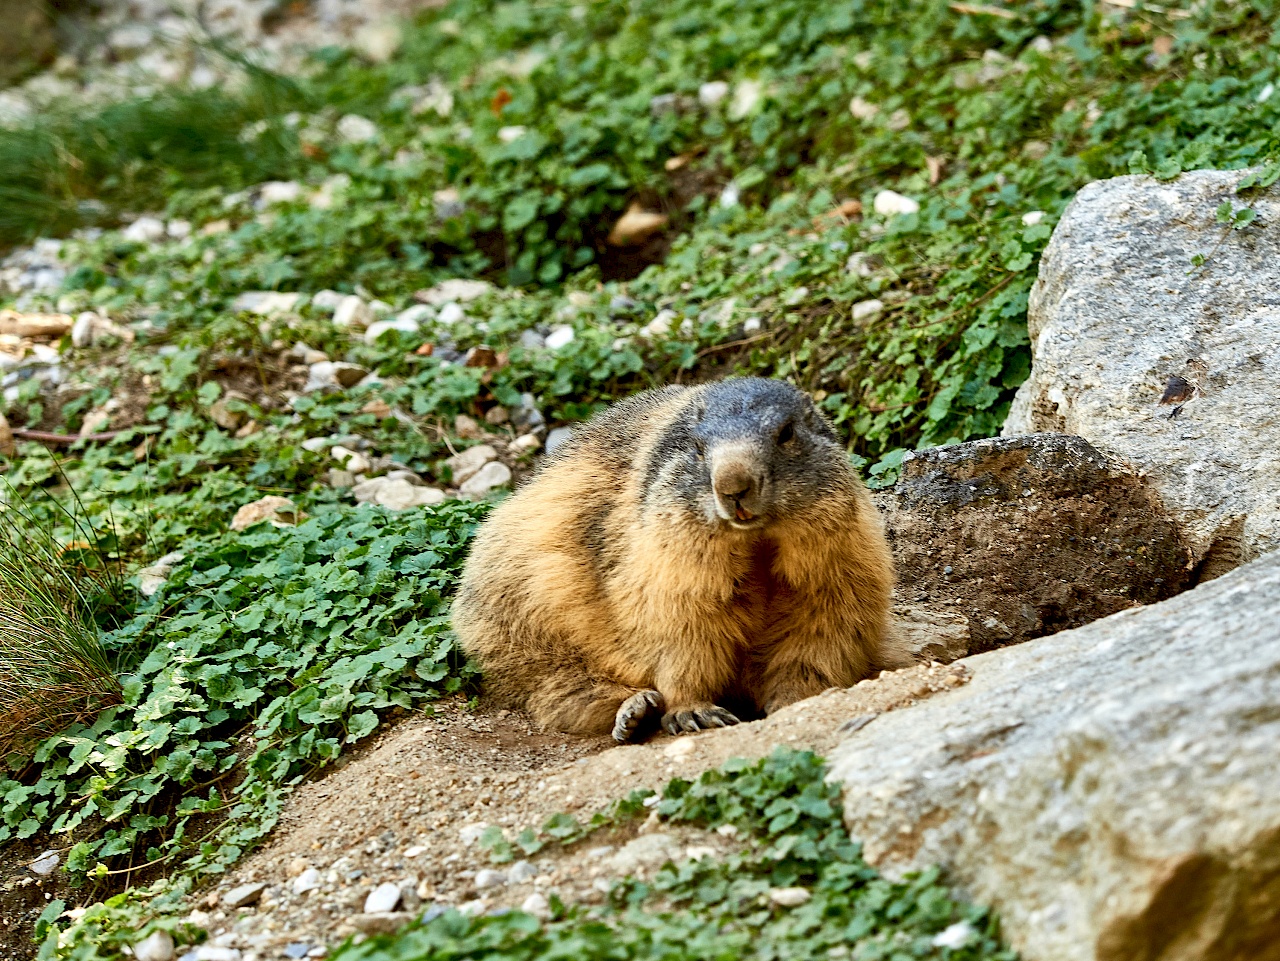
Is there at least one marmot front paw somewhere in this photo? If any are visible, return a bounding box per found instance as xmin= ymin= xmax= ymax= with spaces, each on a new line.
xmin=612 ymin=689 xmax=665 ymax=743
xmin=661 ymin=704 xmax=740 ymax=735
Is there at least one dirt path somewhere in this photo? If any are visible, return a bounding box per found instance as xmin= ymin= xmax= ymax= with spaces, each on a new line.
xmin=190 ymin=660 xmax=970 ymax=956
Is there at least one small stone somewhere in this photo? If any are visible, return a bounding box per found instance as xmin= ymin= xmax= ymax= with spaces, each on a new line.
xmin=287 ymin=857 xmax=311 ymax=877
xmin=605 ymin=834 xmax=681 ymax=875
xmin=1022 ymin=210 xmax=1045 ymax=226
xmin=193 ymin=948 xmax=241 ymax=961
xmin=848 ymin=96 xmax=879 ymax=121
xmin=730 ymin=79 xmax=762 ymax=119
xmin=364 ymin=316 xmax=422 ymax=344
xmin=364 ymin=881 xmax=402 ymax=914
xmin=167 ymin=219 xmax=192 ymax=239
xmin=458 ymin=899 xmax=489 ymax=917
xmin=282 ymin=944 xmax=311 ymax=960
xmin=519 ymin=329 xmax=546 ymax=350
xmin=416 ymin=279 xmax=493 ymax=305
xmin=123 ymin=216 xmax=166 ymax=243
xmin=404 ymin=845 xmax=428 ymax=858
xmin=231 ymin=496 xmax=303 ymax=531
xmin=511 ymin=433 xmax=541 ymax=455
xmin=873 ymin=190 xmax=920 ymax=217
xmin=698 ymin=81 xmax=729 ymax=107
xmin=330 ymin=446 xmax=371 ymax=473
xmin=305 ymin=361 xmax=370 ymax=392
xmin=437 ymin=302 xmax=465 ymax=326
xmin=132 ymin=930 xmax=175 ymax=961
xmin=310 ymin=290 xmax=345 ymax=314
xmin=459 ymin=824 xmax=489 ymax=845
xmin=454 ymin=414 xmax=484 ymax=439
xmin=607 ymin=205 xmax=668 ymax=247
xmin=639 ymin=309 xmax=676 ymax=338
xmin=372 ymin=478 xmax=447 ymax=510
xmin=71 ymin=311 xmax=96 ymax=348
xmin=210 ymin=390 xmax=250 ymax=431
xmin=352 ymin=913 xmax=412 ymax=934
xmin=222 ymin=882 xmax=266 ymax=909
xmin=292 ymin=867 xmax=321 ymax=895
xmin=353 ymin=21 xmax=402 ymax=63
xmin=932 ymin=921 xmax=975 ymax=949
xmin=474 ymin=868 xmax=506 ymax=889
xmin=497 ymin=125 xmax=527 ymax=143
xmin=337 ymin=114 xmax=379 ymax=143
xmin=545 ymin=426 xmax=573 ymax=454
xmin=507 ymin=860 xmax=537 ymax=884
xmin=851 ymin=299 xmax=885 ymax=322
xmin=743 ymin=316 xmax=762 ymax=334
xmin=520 ymin=892 xmax=549 ymax=917
xmin=545 ymin=325 xmax=575 ymax=350
xmin=446 ymin=445 xmax=499 ymax=485
xmin=333 ymin=296 xmax=373 ymax=330
xmin=459 ymin=461 xmax=512 ymax=498
xmin=484 ymin=406 xmax=510 ymax=426
xmin=257 ymin=181 xmax=303 ymax=206
xmin=769 ymin=887 xmax=811 ymax=907
xmin=433 ymin=188 xmax=465 ymax=219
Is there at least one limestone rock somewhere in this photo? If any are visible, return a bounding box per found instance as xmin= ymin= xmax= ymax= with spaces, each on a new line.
xmin=445 ymin=444 xmax=498 ymax=485
xmin=1004 ymin=169 xmax=1280 ymax=574
xmin=415 ymin=279 xmax=493 ymax=306
xmin=132 ymin=931 xmax=175 ymax=961
xmin=829 ymin=549 xmax=1280 ymax=961
xmin=0 ymin=309 xmax=71 ymax=339
xmin=230 ymin=496 xmax=304 ymax=531
xmin=222 ymin=881 xmax=267 ymax=909
xmin=459 ymin=461 xmax=512 ymax=498
xmin=874 ymin=434 xmax=1191 ymax=653
xmin=363 ymin=881 xmax=401 ymax=913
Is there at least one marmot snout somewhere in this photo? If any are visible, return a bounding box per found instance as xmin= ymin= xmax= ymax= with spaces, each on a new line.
xmin=453 ymin=377 xmax=911 ymax=742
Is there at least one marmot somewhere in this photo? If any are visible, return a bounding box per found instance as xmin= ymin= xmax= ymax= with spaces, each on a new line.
xmin=453 ymin=377 xmax=909 ymax=742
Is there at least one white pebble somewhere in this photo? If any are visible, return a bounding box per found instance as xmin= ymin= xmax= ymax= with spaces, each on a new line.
xmin=1021 ymin=210 xmax=1045 ymax=226
xmin=873 ymin=190 xmax=920 ymax=217
xmin=932 ymin=921 xmax=975 ymax=949
xmin=363 ymin=881 xmax=402 ymax=914
xmin=132 ymin=931 xmax=175 ymax=961
xmin=292 ymin=867 xmax=320 ymax=894
xmin=436 ymin=302 xmax=466 ymax=325
xmin=545 ymin=325 xmax=575 ymax=350
xmin=474 ymin=868 xmax=507 ymax=889
xmin=520 ymin=892 xmax=550 ymax=917
xmin=769 ymin=887 xmax=811 ymax=907
xmin=851 ymin=299 xmax=885 ymax=322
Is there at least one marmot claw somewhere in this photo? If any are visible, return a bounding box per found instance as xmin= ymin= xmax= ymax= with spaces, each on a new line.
xmin=612 ymin=689 xmax=665 ymax=743
xmin=661 ymin=705 xmax=740 ymax=735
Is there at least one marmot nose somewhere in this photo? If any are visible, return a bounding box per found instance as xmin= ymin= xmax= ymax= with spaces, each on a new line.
xmin=712 ymin=464 xmax=759 ymax=503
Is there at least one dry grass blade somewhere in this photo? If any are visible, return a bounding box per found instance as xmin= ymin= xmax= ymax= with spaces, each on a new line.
xmin=0 ymin=487 xmax=122 ymax=761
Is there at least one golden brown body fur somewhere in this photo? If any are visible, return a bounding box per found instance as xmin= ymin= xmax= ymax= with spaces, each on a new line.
xmin=453 ymin=379 xmax=909 ymax=740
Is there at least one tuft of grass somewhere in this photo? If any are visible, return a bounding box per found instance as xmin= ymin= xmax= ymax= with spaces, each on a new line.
xmin=0 ymin=483 xmax=123 ymax=761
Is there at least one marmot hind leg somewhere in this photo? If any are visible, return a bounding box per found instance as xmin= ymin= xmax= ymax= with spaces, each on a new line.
xmin=524 ymin=670 xmax=661 ymax=742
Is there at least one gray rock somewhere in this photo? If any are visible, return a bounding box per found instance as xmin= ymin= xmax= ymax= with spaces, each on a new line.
xmin=222 ymin=881 xmax=266 ymax=909
xmin=354 ymin=477 xmax=446 ymax=511
xmin=282 ymin=944 xmax=311 ymax=959
xmin=520 ymin=891 xmax=550 ymax=918
xmin=352 ymin=912 xmax=412 ymax=934
xmin=768 ymin=887 xmax=811 ymax=907
xmin=474 ymin=868 xmax=507 ymax=889
xmin=310 ymin=290 xmax=345 ymax=314
xmin=1004 ymin=169 xmax=1280 ymax=575
xmin=132 ymin=931 xmax=175 ymax=961
xmin=518 ymin=329 xmax=546 ymax=350
xmin=305 ymin=361 xmax=369 ymax=393
xmin=123 ymin=216 xmax=166 ymax=243
xmin=545 ymin=426 xmax=573 ymax=455
xmin=507 ymin=860 xmax=537 ymax=884
xmin=291 ymin=867 xmax=320 ymax=895
xmin=892 ymin=604 xmax=970 ymax=663
xmin=875 ymin=434 xmax=1191 ymax=654
xmin=459 ymin=461 xmax=512 ymax=498
xmin=29 ymin=850 xmax=58 ymax=876
xmin=193 ymin=948 xmax=240 ymax=961
xmin=363 ymin=881 xmax=402 ymax=913
xmin=605 ymin=834 xmax=680 ymax=875
xmin=332 ymin=296 xmax=373 ymax=330
xmin=337 ymin=114 xmax=379 ymax=144
xmin=445 ymin=444 xmax=498 ymax=485
xmin=364 ymin=316 xmax=421 ymax=344
xmin=416 ymin=279 xmax=493 ymax=305
xmin=829 ymin=549 xmax=1280 ymax=961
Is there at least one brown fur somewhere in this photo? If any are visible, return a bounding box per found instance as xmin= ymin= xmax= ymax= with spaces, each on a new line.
xmin=452 ymin=380 xmax=909 ymax=738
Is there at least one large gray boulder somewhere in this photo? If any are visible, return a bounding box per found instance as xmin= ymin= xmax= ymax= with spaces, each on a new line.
xmin=828 ymin=549 xmax=1280 ymax=961
xmin=1004 ymin=169 xmax=1280 ymax=576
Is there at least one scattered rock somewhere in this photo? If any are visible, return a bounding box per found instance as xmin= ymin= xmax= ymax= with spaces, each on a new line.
xmin=893 ymin=604 xmax=971 ymax=663
xmin=332 ymin=296 xmax=373 ymax=330
xmin=520 ymin=892 xmax=550 ymax=918
xmin=330 ymin=446 xmax=371 ymax=473
xmin=544 ymin=325 xmax=575 ymax=350
xmin=257 ymin=181 xmax=304 ymax=206
xmin=363 ymin=316 xmax=422 ymax=344
xmin=231 ymin=496 xmax=305 ymax=532
xmin=875 ymin=434 xmax=1191 ymax=654
xmin=932 ymin=922 xmax=975 ymax=950
xmin=136 ymin=551 xmax=185 ymax=598
xmin=851 ymin=298 xmax=884 ymax=322
xmin=363 ymin=881 xmax=402 ymax=914
xmin=768 ymin=887 xmax=811 ymax=907
xmin=415 ymin=279 xmax=493 ymax=305
xmin=1004 ymin=168 xmax=1280 ymax=573
xmin=337 ymin=114 xmax=379 ymax=144
xmin=353 ymin=21 xmax=402 ymax=63
xmin=454 ymin=414 xmax=484 ymax=439
xmin=474 ymin=868 xmax=506 ymax=889
xmin=445 ymin=444 xmax=499 ymax=485
xmin=29 ymin=850 xmax=58 ymax=876
xmin=232 ymin=291 xmax=304 ymax=315
xmin=0 ymin=309 xmax=71 ymax=339
xmin=305 ymin=361 xmax=370 ymax=392
xmin=437 ymin=302 xmax=466 ymax=326
xmin=507 ymin=860 xmax=537 ymax=884
xmin=351 ymin=912 xmax=412 ymax=934
xmin=697 ymin=81 xmax=729 ymax=107
xmin=459 ymin=824 xmax=489 ymax=846
xmin=459 ymin=461 xmax=512 ymax=498
xmin=210 ymin=390 xmax=251 ymax=431
xmin=292 ymin=867 xmax=321 ymax=895
xmin=310 ymin=290 xmax=346 ymax=314
xmin=123 ymin=216 xmax=167 ymax=243
xmin=132 ymin=930 xmax=175 ymax=961
xmin=848 ymin=96 xmax=880 ymax=120
xmin=607 ymin=204 xmax=669 ymax=246
xmin=545 ymin=426 xmax=573 ymax=454
xmin=510 ymin=433 xmax=541 ymax=456
xmin=605 ymin=834 xmax=682 ymax=876
xmin=193 ymin=947 xmax=240 ymax=961
xmin=872 ymin=190 xmax=920 ymax=217
xmin=222 ymin=881 xmax=267 ymax=909
xmin=830 ymin=549 xmax=1280 ymax=961
xmin=352 ymin=477 xmax=446 ymax=511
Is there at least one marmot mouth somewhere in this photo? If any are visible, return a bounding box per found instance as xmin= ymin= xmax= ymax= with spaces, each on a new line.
xmin=735 ymin=506 xmax=755 ymax=522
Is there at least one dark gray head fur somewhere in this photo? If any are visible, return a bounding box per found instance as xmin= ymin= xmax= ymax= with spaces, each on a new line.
xmin=642 ymin=378 xmax=852 ymax=530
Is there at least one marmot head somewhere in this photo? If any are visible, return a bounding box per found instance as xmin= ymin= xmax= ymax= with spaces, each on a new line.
xmin=642 ymin=378 xmax=850 ymax=531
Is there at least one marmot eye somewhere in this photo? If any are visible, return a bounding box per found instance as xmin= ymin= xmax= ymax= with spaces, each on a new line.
xmin=776 ymin=421 xmax=795 ymax=445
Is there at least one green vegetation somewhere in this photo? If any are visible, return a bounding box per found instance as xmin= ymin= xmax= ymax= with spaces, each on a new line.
xmin=336 ymin=750 xmax=1011 ymax=961
xmin=3 ymin=0 xmax=1280 ymax=955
